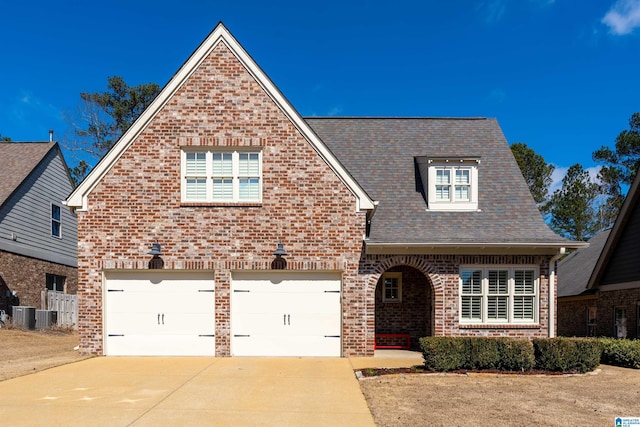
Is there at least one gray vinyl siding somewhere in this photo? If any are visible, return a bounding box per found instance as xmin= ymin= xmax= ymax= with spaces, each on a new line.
xmin=601 ymin=200 xmax=640 ymax=286
xmin=0 ymin=148 xmax=77 ymax=267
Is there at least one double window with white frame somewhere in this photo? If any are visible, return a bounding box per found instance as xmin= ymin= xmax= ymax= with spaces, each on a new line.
xmin=424 ymin=159 xmax=479 ymax=211
xmin=459 ymin=267 xmax=538 ymax=324
xmin=182 ymin=149 xmax=262 ymax=203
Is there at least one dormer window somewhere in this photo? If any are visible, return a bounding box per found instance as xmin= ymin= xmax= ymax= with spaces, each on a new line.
xmin=418 ymin=157 xmax=479 ymax=211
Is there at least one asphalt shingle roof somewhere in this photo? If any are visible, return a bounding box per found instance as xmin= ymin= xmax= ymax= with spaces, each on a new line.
xmin=557 ymin=229 xmax=611 ymax=297
xmin=305 ymin=117 xmax=568 ymax=245
xmin=0 ymin=142 xmax=55 ymax=207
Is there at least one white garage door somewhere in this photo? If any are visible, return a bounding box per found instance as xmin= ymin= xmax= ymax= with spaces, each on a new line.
xmin=231 ymin=272 xmax=341 ymax=357
xmin=104 ymin=271 xmax=215 ymax=356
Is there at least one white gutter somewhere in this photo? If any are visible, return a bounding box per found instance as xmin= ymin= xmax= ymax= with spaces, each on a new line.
xmin=548 ymin=247 xmax=566 ymax=338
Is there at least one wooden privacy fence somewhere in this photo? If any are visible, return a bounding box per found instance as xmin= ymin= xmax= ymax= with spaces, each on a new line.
xmin=41 ymin=291 xmax=78 ymax=329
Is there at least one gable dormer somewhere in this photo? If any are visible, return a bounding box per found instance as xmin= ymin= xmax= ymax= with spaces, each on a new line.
xmin=415 ymin=156 xmax=481 ymax=211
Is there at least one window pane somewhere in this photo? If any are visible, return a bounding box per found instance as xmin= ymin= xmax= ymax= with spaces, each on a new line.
xmin=461 ymin=270 xmax=482 ymax=294
xmin=239 ymin=153 xmax=259 ymax=176
xmin=51 ymin=221 xmax=61 ymax=237
xmin=51 ymin=205 xmax=61 ymax=221
xmin=212 ymin=178 xmax=233 ymax=200
xmin=186 ymin=152 xmax=207 ymax=175
xmin=436 ymin=169 xmax=450 ymax=184
xmin=514 ymin=270 xmax=535 ymax=294
xmin=488 ymin=270 xmax=508 ymax=294
xmin=487 ymin=296 xmax=508 ymax=320
xmin=455 ymin=169 xmax=470 ymax=184
xmin=462 ymin=296 xmax=482 ymax=320
xmin=513 ymin=296 xmax=534 ymax=320
xmin=436 ymin=185 xmax=450 ymax=201
xmin=213 ymin=153 xmax=232 ymax=175
xmin=454 ymin=185 xmax=469 ymax=201
xmin=239 ymin=177 xmax=260 ymax=200
xmin=186 ymin=178 xmax=206 ymax=200
xmin=384 ymin=277 xmax=399 ymax=300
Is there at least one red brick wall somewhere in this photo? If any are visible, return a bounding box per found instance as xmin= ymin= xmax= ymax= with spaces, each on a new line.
xmin=0 ymin=250 xmax=77 ymax=311
xmin=76 ymin=42 xmax=367 ymax=356
xmin=558 ymin=289 xmax=640 ymax=339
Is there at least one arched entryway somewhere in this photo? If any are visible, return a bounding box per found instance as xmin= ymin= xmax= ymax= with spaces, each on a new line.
xmin=374 ymin=265 xmax=434 ymax=350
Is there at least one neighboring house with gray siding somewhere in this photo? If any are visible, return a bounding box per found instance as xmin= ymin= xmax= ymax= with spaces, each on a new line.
xmin=0 ymin=142 xmax=77 ymax=312
xmin=558 ymin=167 xmax=640 ymax=338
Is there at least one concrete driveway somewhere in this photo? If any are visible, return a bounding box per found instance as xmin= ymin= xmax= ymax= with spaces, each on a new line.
xmin=0 ymin=357 xmax=376 ymax=426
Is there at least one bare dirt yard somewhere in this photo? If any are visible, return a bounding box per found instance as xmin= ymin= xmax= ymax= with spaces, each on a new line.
xmin=360 ymin=365 xmax=640 ymax=426
xmin=0 ymin=328 xmax=89 ymax=381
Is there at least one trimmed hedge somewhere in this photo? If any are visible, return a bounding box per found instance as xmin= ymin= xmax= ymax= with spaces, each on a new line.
xmin=532 ymin=338 xmax=602 ymax=373
xmin=600 ymin=338 xmax=640 ymax=369
xmin=420 ymin=337 xmax=603 ymax=373
xmin=419 ymin=337 xmax=534 ymax=372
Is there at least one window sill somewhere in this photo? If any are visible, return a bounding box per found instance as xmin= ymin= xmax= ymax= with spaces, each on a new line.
xmin=459 ymin=323 xmax=540 ymax=329
xmin=180 ymin=201 xmax=263 ymax=207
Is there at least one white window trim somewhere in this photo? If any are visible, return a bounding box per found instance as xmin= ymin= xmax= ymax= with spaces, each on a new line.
xmin=51 ymin=203 xmax=62 ymax=239
xmin=382 ymin=272 xmax=402 ymax=303
xmin=181 ymin=148 xmax=262 ymax=203
xmin=427 ymin=159 xmax=479 ymax=211
xmin=459 ymin=266 xmax=539 ymax=325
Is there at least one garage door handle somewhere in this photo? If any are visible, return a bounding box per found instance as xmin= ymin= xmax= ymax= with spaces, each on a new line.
xmin=108 ymin=289 xmax=124 ymax=292
xmin=198 ymin=289 xmax=214 ymax=293
xmin=199 ymin=334 xmax=215 ymax=337
xmin=324 ymin=290 xmax=340 ymax=293
xmin=158 ymin=313 xmax=165 ymax=325
xmin=108 ymin=334 xmax=125 ymax=337
xmin=283 ymin=314 xmax=290 ymax=325
xmin=234 ymin=334 xmax=250 ymax=337
xmin=324 ymin=335 xmax=340 ymax=338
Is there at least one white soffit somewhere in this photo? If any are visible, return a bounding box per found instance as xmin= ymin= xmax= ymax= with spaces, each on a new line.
xmin=65 ymin=23 xmax=374 ymax=213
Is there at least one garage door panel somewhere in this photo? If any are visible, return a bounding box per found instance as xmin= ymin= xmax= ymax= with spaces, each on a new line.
xmin=231 ymin=272 xmax=341 ymax=357
xmin=107 ymin=312 xmax=215 ymax=336
xmin=107 ymin=335 xmax=215 ymax=356
xmin=232 ymin=335 xmax=340 ymax=357
xmin=104 ymin=271 xmax=215 ymax=356
xmin=107 ymin=290 xmax=213 ymax=313
xmin=232 ymin=291 xmax=340 ymax=314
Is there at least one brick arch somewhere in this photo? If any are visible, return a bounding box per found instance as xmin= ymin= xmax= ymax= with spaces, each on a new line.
xmin=367 ymin=255 xmax=446 ymax=337
xmin=366 ymin=255 xmax=444 ymax=294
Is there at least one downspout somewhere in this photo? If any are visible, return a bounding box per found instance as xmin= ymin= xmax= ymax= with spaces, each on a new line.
xmin=548 ymin=247 xmax=566 ymax=337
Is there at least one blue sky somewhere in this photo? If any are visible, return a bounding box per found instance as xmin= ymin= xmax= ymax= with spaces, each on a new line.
xmin=2 ymin=0 xmax=640 ymax=189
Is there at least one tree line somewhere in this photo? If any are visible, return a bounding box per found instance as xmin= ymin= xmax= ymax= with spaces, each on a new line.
xmin=511 ymin=111 xmax=640 ymax=241
xmin=3 ymin=77 xmax=638 ymax=242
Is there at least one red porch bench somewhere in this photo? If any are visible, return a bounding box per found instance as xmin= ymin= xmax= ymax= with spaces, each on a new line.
xmin=374 ymin=333 xmax=411 ymax=350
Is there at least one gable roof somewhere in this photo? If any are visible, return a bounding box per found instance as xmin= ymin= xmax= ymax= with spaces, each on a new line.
xmin=65 ymin=22 xmax=374 ymax=213
xmin=587 ymin=167 xmax=640 ymax=290
xmin=306 ymin=117 xmax=585 ymax=254
xmin=557 ymin=229 xmax=610 ymax=297
xmin=0 ymin=142 xmax=57 ymax=207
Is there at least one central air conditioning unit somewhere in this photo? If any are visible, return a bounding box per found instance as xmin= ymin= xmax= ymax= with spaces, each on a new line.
xmin=36 ymin=310 xmax=58 ymax=329
xmin=12 ymin=306 xmax=36 ymax=330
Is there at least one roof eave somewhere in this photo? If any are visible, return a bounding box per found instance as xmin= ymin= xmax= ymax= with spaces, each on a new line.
xmin=365 ymin=241 xmax=587 ymax=256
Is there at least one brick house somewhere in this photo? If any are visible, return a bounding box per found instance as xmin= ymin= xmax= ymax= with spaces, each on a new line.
xmin=558 ymin=167 xmax=640 ymax=339
xmin=0 ymin=142 xmax=77 ymax=313
xmin=66 ymin=23 xmax=582 ymax=357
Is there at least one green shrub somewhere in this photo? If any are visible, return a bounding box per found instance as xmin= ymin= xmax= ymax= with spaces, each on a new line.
xmin=420 ymin=337 xmax=467 ymax=371
xmin=533 ymin=338 xmax=602 ymax=373
xmin=419 ymin=337 xmax=535 ymax=372
xmin=600 ymin=338 xmax=640 ymax=369
xmin=497 ymin=338 xmax=535 ymax=371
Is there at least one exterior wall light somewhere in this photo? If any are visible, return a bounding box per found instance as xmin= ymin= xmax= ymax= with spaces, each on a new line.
xmin=148 ymin=240 xmax=164 ymax=269
xmin=271 ymin=242 xmax=287 ymax=270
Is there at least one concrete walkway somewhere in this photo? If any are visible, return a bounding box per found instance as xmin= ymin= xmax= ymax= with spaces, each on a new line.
xmin=0 ymin=357 xmax=377 ymax=426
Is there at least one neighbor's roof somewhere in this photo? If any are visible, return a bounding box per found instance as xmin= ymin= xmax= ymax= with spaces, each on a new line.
xmin=307 ymin=117 xmax=581 ymax=252
xmin=0 ymin=142 xmax=56 ymax=207
xmin=557 ymin=229 xmax=611 ymax=298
